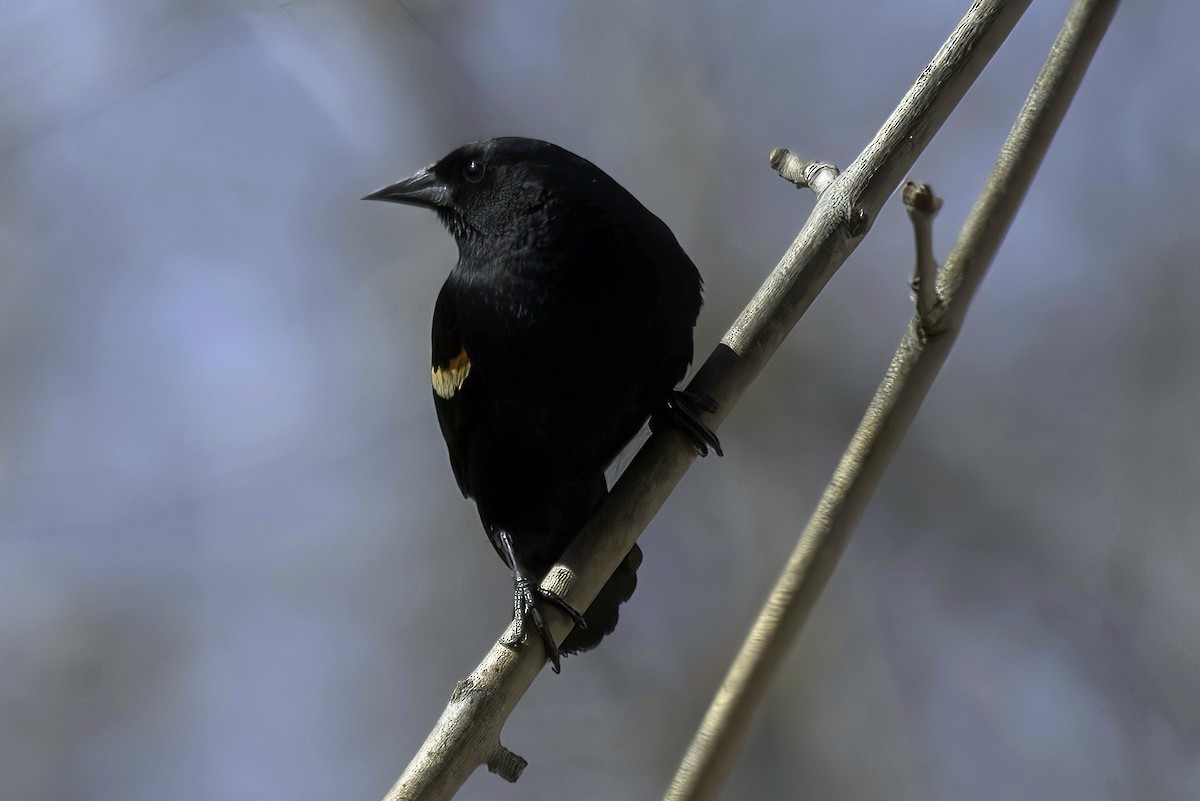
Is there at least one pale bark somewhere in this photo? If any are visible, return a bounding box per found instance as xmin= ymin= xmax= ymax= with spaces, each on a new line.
xmin=664 ymin=1 xmax=1119 ymax=798
xmin=382 ymin=1 xmax=1056 ymax=798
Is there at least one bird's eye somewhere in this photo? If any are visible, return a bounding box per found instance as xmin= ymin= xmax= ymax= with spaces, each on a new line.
xmin=463 ymin=159 xmax=485 ymax=183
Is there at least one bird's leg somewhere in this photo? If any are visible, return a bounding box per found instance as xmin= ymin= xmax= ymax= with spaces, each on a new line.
xmin=494 ymin=529 xmax=586 ymax=674
xmin=653 ymin=389 xmax=724 ymax=457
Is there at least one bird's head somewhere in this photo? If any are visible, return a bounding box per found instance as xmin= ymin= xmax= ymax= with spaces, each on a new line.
xmin=364 ymin=137 xmax=619 ymax=246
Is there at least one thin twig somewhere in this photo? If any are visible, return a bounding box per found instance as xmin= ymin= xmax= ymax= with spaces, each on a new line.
xmin=903 ymin=181 xmax=945 ymax=330
xmin=770 ymin=148 xmax=840 ymax=196
xmin=662 ymin=1 xmax=1119 ymax=799
xmin=382 ymin=2 xmax=1034 ymax=799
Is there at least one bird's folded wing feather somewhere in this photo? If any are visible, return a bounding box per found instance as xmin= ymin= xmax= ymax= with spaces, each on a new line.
xmin=432 ymin=283 xmax=472 ymax=498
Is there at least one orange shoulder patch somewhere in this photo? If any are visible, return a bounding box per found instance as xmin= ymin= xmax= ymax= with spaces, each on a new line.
xmin=432 ymin=346 xmax=471 ymax=399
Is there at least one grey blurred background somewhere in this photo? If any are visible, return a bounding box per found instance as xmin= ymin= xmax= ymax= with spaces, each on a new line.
xmin=1 ymin=1 xmax=1196 ymax=799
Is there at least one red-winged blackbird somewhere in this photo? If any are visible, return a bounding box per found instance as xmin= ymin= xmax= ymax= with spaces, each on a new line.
xmin=365 ymin=137 xmax=719 ymax=672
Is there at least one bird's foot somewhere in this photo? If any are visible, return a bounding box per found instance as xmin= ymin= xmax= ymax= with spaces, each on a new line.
xmin=500 ymin=573 xmax=586 ymax=674
xmin=653 ymin=389 xmax=723 ymax=457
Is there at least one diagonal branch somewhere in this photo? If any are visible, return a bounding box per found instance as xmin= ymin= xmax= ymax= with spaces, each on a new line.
xmin=382 ymin=2 xmax=1036 ymax=799
xmin=662 ymin=1 xmax=1120 ymax=799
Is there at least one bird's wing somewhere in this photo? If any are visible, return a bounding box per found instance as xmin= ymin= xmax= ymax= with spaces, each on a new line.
xmin=431 ymin=282 xmax=472 ymax=498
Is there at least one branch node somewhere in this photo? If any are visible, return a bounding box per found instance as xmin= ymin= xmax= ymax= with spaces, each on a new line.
xmin=903 ymin=180 xmax=945 ymax=332
xmin=846 ymin=205 xmax=871 ymax=238
xmin=486 ymin=744 xmax=527 ymax=783
xmin=449 ymin=676 xmax=477 ymax=704
xmin=901 ymin=180 xmax=944 ymax=215
xmin=769 ymin=147 xmax=840 ymax=196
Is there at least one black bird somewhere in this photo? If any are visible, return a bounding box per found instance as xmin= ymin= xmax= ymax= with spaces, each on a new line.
xmin=365 ymin=137 xmax=719 ymax=672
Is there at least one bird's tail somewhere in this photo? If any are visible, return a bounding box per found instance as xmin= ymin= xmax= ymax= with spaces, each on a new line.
xmin=560 ymin=542 xmax=643 ymax=656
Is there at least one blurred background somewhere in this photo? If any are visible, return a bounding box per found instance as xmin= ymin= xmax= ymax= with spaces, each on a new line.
xmin=2 ymin=1 xmax=1196 ymax=799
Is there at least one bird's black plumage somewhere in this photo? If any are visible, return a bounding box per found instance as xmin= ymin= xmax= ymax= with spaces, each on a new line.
xmin=366 ymin=137 xmax=717 ymax=671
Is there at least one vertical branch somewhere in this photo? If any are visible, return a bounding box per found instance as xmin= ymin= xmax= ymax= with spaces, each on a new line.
xmin=904 ymin=181 xmax=945 ymax=329
xmin=662 ymin=1 xmax=1119 ymax=799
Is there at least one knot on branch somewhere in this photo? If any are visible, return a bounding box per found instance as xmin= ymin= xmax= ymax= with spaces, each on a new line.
xmin=846 ymin=206 xmax=871 ymax=238
xmin=450 ymin=677 xmax=477 ymax=704
xmin=487 ymin=744 xmax=528 ymax=783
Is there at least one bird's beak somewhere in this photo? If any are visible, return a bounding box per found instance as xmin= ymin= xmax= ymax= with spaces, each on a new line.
xmin=362 ymin=167 xmax=449 ymax=208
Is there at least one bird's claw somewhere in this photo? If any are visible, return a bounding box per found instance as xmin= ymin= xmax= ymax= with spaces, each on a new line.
xmin=655 ymin=389 xmax=723 ymax=457
xmin=500 ymin=575 xmax=586 ymax=674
